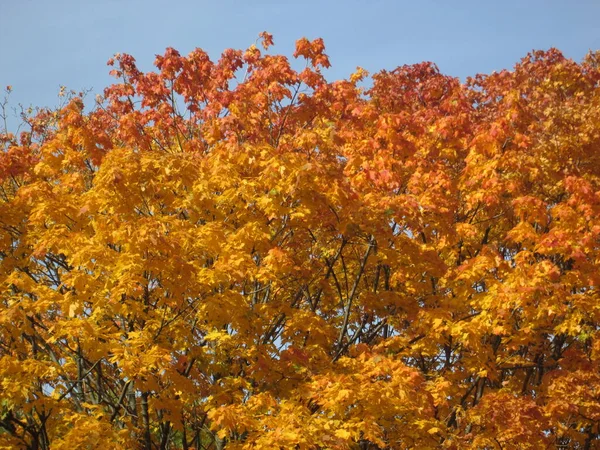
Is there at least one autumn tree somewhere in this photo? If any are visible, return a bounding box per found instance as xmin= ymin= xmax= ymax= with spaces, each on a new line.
xmin=1 ymin=34 xmax=600 ymax=449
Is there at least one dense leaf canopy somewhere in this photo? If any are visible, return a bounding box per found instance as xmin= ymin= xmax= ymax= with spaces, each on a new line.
xmin=1 ymin=34 xmax=600 ymax=449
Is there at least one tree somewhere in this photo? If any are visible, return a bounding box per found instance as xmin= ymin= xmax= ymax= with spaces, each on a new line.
xmin=0 ymin=33 xmax=600 ymax=449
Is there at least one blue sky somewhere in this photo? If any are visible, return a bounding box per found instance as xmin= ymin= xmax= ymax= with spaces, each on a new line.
xmin=1 ymin=0 xmax=599 ymax=119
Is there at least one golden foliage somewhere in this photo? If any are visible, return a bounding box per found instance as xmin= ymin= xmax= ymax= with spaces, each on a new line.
xmin=1 ymin=37 xmax=600 ymax=448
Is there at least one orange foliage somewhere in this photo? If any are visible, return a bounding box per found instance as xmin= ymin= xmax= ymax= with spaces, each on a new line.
xmin=1 ymin=35 xmax=600 ymax=449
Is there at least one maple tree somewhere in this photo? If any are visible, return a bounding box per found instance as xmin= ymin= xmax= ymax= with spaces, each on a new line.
xmin=1 ymin=33 xmax=600 ymax=449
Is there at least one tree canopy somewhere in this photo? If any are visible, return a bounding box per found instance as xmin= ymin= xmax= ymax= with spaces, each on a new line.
xmin=1 ymin=34 xmax=600 ymax=449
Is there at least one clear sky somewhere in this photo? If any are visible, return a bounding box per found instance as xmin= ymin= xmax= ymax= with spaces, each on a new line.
xmin=1 ymin=0 xmax=599 ymax=118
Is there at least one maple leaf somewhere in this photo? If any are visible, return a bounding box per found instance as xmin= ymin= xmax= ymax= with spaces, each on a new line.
xmin=1 ymin=36 xmax=600 ymax=449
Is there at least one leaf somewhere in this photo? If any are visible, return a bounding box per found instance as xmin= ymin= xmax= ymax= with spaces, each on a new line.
xmin=1 ymin=38 xmax=598 ymax=450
